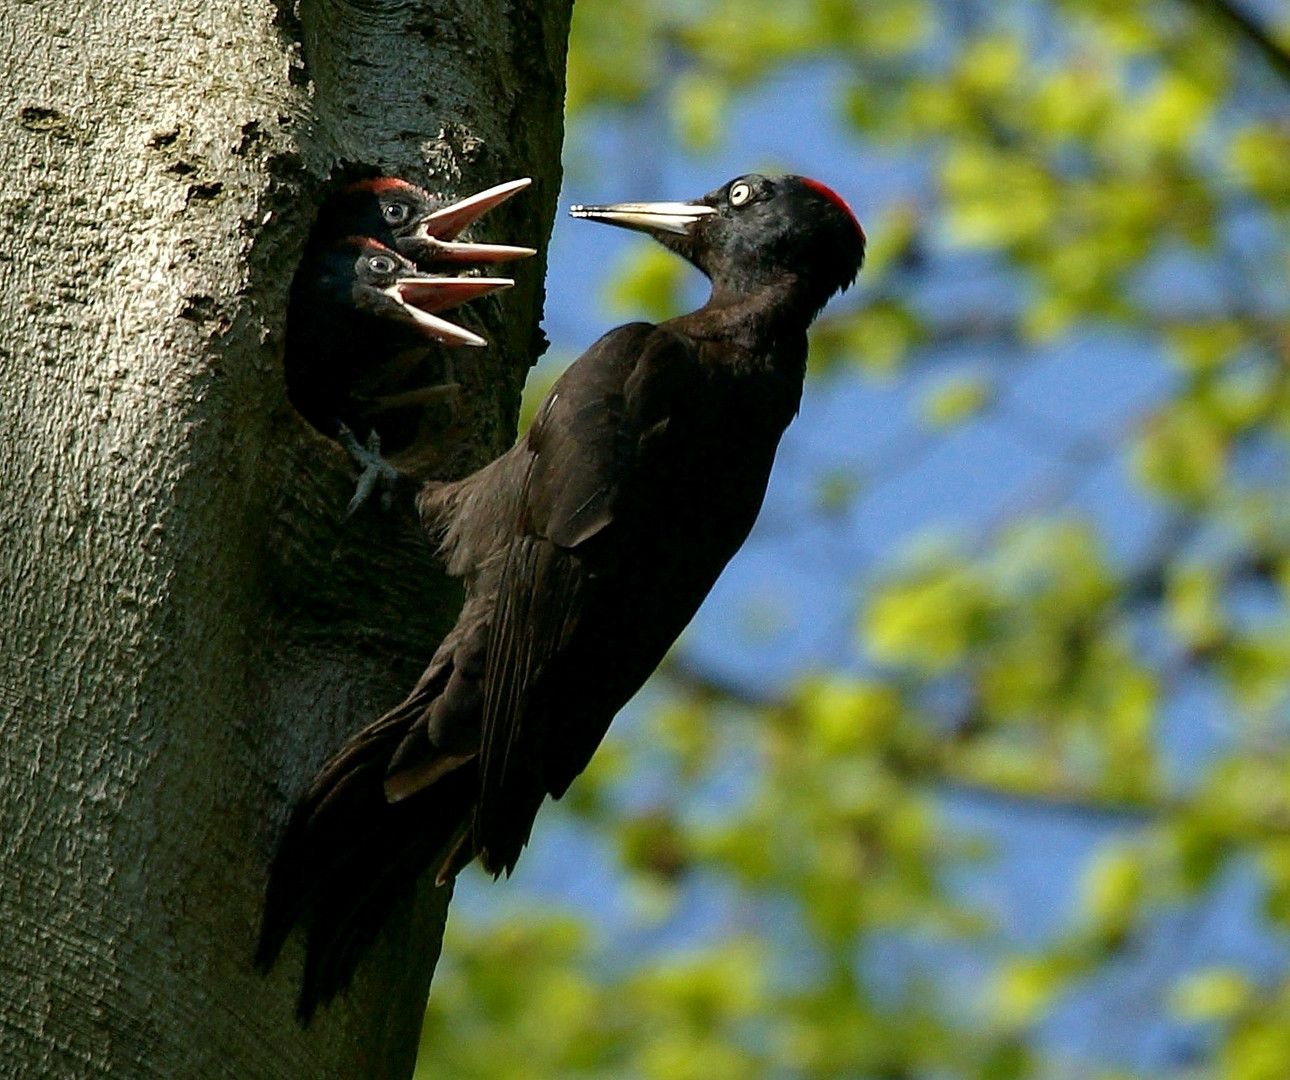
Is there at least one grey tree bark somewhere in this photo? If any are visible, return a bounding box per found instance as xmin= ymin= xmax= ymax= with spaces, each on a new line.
xmin=0 ymin=1 xmax=571 ymax=1077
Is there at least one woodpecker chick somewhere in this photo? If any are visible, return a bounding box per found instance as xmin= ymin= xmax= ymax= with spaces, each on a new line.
xmin=285 ymin=234 xmax=510 ymax=453
xmin=285 ymin=177 xmax=534 ymax=499
xmin=260 ymin=174 xmax=866 ymax=1020
xmin=314 ymin=176 xmax=536 ymax=269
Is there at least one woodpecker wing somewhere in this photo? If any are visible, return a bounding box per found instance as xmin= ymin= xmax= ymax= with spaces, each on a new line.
xmin=524 ymin=322 xmax=686 ymax=547
xmin=471 ymin=323 xmax=698 ymax=871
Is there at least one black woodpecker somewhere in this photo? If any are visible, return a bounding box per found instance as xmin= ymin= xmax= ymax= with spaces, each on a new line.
xmin=260 ymin=173 xmax=866 ymax=1020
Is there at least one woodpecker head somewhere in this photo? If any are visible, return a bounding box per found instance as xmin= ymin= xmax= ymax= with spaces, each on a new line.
xmin=307 ymin=237 xmax=513 ymax=348
xmin=316 ymin=177 xmax=536 ymax=267
xmin=570 ymin=174 xmax=865 ymax=314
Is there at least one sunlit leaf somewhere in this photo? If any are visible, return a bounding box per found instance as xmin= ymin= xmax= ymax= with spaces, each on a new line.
xmin=1171 ymin=968 xmax=1253 ymax=1021
xmin=920 ymin=372 xmax=992 ymax=428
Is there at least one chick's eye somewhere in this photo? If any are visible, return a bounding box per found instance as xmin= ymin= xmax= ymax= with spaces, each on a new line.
xmin=368 ymin=255 xmax=397 ymax=274
xmin=729 ymin=182 xmax=753 ymax=207
xmin=383 ymin=203 xmax=410 ymax=224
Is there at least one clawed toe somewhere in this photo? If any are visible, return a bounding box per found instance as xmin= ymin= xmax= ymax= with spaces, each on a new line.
xmin=337 ymin=424 xmax=402 ymax=517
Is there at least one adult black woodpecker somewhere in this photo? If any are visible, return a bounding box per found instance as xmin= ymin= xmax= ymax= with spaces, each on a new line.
xmin=284 ymin=178 xmax=534 ymax=501
xmin=259 ymin=173 xmax=866 ymax=1020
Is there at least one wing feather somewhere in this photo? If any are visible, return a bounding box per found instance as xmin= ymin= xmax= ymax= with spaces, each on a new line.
xmin=475 ymin=536 xmax=584 ymax=872
xmin=472 ymin=323 xmax=699 ymax=872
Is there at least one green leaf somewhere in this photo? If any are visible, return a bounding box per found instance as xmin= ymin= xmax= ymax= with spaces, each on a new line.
xmin=605 ymin=242 xmax=690 ymax=322
xmin=670 ymin=69 xmax=729 ymax=151
xmin=1079 ymin=846 xmax=1145 ymax=940
xmin=1171 ymin=968 xmax=1253 ymax=1021
xmin=1165 ymin=564 xmax=1225 ymax=651
xmin=864 ymin=562 xmax=991 ymax=673
xmin=824 ymin=299 xmax=924 ymax=374
xmin=992 ymin=955 xmax=1074 ymax=1027
xmin=1134 ymin=402 xmax=1228 ymax=502
xmin=799 ymin=676 xmax=902 ymax=755
xmin=920 ymin=372 xmax=992 ymax=428
xmin=1230 ymin=126 xmax=1290 ymax=201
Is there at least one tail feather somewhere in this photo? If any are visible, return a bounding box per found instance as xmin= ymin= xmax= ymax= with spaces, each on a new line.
xmin=257 ymin=685 xmax=478 ymax=1023
xmin=296 ymin=770 xmax=474 ymax=1021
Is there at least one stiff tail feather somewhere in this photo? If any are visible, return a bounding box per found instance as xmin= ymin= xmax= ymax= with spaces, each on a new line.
xmin=257 ymin=696 xmax=476 ymax=1023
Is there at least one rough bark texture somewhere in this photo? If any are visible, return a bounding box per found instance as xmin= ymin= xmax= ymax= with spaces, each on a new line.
xmin=0 ymin=1 xmax=571 ymax=1077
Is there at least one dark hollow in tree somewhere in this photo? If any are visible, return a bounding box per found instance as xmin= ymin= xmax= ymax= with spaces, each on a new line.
xmin=259 ymin=172 xmax=867 ymax=1021
xmin=284 ymin=178 xmax=534 ymax=480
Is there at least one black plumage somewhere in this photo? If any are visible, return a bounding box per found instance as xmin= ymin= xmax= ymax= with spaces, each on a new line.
xmin=260 ymin=173 xmax=866 ymax=1020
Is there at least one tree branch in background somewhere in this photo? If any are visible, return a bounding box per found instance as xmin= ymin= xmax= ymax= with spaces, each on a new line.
xmin=660 ymin=657 xmax=1290 ymax=836
xmin=1180 ymin=0 xmax=1290 ymax=86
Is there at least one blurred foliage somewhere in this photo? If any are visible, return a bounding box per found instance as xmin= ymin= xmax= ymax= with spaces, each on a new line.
xmin=419 ymin=1 xmax=1290 ymax=1078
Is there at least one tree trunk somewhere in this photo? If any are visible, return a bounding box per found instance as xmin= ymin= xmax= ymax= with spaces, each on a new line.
xmin=0 ymin=1 xmax=570 ymax=1076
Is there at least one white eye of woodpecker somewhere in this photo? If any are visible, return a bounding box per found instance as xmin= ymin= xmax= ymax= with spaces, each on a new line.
xmin=368 ymin=254 xmax=397 ymax=274
xmin=729 ymin=182 xmax=753 ymax=206
xmin=383 ymin=203 xmax=410 ymax=224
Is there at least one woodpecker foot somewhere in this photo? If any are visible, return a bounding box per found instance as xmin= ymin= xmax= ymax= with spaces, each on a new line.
xmin=337 ymin=424 xmax=402 ymax=517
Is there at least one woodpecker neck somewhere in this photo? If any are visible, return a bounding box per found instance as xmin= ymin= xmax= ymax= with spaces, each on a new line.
xmin=664 ymin=277 xmax=814 ymax=387
xmin=685 ymin=275 xmax=821 ymax=344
